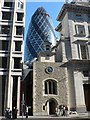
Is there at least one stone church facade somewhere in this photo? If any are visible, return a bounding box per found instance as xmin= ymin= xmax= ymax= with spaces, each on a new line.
xmin=33 ymin=60 xmax=68 ymax=115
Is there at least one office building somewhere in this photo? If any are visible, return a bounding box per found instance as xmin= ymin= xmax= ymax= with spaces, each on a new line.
xmin=25 ymin=7 xmax=56 ymax=62
xmin=0 ymin=0 xmax=26 ymax=115
xmin=56 ymin=0 xmax=90 ymax=112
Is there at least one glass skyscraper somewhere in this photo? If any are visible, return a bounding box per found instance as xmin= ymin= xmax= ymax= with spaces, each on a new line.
xmin=25 ymin=7 xmax=56 ymax=62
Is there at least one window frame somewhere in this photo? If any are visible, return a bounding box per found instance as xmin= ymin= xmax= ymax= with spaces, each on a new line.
xmin=0 ymin=57 xmax=7 ymax=68
xmin=0 ymin=40 xmax=8 ymax=51
xmin=3 ymin=1 xmax=13 ymax=8
xmin=80 ymin=44 xmax=89 ymax=59
xmin=18 ymin=0 xmax=24 ymax=9
xmin=17 ymin=13 xmax=24 ymax=22
xmin=14 ymin=57 xmax=22 ymax=69
xmin=44 ymin=79 xmax=57 ymax=95
xmin=83 ymin=71 xmax=89 ymax=77
xmin=88 ymin=15 xmax=90 ymax=23
xmin=75 ymin=25 xmax=85 ymax=36
xmin=2 ymin=11 xmax=12 ymax=20
xmin=0 ymin=25 xmax=11 ymax=35
xmin=15 ymin=26 xmax=23 ymax=36
xmin=15 ymin=41 xmax=22 ymax=51
xmin=88 ymin=26 xmax=90 ymax=36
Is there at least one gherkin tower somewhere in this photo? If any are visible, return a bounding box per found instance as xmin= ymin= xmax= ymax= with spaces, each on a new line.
xmin=25 ymin=7 xmax=56 ymax=62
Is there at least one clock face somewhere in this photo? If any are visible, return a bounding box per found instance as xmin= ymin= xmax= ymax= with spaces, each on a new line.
xmin=45 ymin=66 xmax=54 ymax=73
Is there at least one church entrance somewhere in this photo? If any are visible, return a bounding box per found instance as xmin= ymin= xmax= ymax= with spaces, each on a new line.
xmin=48 ymin=99 xmax=57 ymax=115
xmin=83 ymin=84 xmax=90 ymax=111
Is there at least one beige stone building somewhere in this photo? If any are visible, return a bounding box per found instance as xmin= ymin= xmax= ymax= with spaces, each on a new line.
xmin=56 ymin=0 xmax=90 ymax=113
xmin=0 ymin=0 xmax=26 ymax=116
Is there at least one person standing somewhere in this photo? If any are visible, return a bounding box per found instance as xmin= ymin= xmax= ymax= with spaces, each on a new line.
xmin=12 ymin=107 xmax=18 ymax=119
xmin=26 ymin=106 xmax=28 ymax=118
xmin=65 ymin=105 xmax=68 ymax=116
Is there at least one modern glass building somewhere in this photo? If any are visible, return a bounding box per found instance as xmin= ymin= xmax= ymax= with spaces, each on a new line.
xmin=25 ymin=7 xmax=56 ymax=62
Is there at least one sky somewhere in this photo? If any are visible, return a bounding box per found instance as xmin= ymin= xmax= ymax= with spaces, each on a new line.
xmin=24 ymin=1 xmax=65 ymax=41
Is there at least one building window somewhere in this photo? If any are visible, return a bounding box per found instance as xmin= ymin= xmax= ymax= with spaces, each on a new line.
xmin=0 ymin=41 xmax=8 ymax=51
xmin=88 ymin=26 xmax=90 ymax=36
xmin=83 ymin=71 xmax=89 ymax=77
xmin=75 ymin=13 xmax=83 ymax=22
xmin=16 ymin=26 xmax=23 ymax=35
xmin=46 ymin=45 xmax=50 ymax=51
xmin=0 ymin=57 xmax=7 ymax=68
xmin=43 ymin=105 xmax=45 ymax=110
xmin=44 ymin=79 xmax=57 ymax=95
xmin=75 ymin=25 xmax=85 ymax=36
xmin=2 ymin=12 xmax=11 ymax=20
xmin=0 ymin=25 xmax=10 ymax=35
xmin=15 ymin=41 xmax=21 ymax=51
xmin=45 ymin=55 xmax=50 ymax=60
xmin=4 ymin=1 xmax=13 ymax=7
xmin=80 ymin=44 xmax=88 ymax=59
xmin=17 ymin=13 xmax=23 ymax=21
xmin=88 ymin=15 xmax=90 ymax=23
xmin=14 ymin=58 xmax=22 ymax=69
xmin=18 ymin=0 xmax=23 ymax=9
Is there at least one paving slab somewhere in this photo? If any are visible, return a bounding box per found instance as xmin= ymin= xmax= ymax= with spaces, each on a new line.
xmin=1 ymin=113 xmax=90 ymax=120
xmin=1 ymin=116 xmax=90 ymax=120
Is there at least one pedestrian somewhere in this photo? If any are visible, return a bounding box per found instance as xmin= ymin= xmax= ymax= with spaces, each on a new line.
xmin=8 ymin=108 xmax=11 ymax=119
xmin=60 ymin=105 xmax=64 ymax=116
xmin=65 ymin=105 xmax=68 ymax=116
xmin=62 ymin=105 xmax=65 ymax=116
xmin=55 ymin=106 xmax=59 ymax=116
xmin=12 ymin=107 xmax=18 ymax=119
xmin=12 ymin=107 xmax=15 ymax=119
xmin=26 ymin=106 xmax=28 ymax=118
xmin=5 ymin=108 xmax=10 ymax=119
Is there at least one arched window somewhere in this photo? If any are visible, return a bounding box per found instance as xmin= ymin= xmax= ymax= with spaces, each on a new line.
xmin=44 ymin=79 xmax=57 ymax=95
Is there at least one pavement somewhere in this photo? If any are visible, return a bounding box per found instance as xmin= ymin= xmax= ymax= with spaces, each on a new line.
xmin=1 ymin=112 xmax=90 ymax=120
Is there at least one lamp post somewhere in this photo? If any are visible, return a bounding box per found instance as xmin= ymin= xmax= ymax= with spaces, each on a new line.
xmin=21 ymin=93 xmax=25 ymax=118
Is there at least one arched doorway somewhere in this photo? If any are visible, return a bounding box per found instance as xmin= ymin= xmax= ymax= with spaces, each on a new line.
xmin=47 ymin=98 xmax=58 ymax=115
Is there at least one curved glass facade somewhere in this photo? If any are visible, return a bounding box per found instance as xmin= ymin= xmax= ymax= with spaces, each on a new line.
xmin=25 ymin=7 xmax=56 ymax=62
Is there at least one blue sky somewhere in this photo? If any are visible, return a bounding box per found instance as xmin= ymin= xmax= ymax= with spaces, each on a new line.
xmin=24 ymin=2 xmax=64 ymax=40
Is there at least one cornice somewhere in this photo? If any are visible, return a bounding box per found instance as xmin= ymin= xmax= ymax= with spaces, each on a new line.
xmin=57 ymin=3 xmax=90 ymax=21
